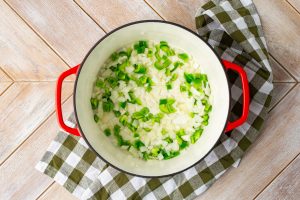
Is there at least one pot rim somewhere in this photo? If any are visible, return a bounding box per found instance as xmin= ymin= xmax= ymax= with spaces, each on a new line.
xmin=73 ymin=20 xmax=231 ymax=178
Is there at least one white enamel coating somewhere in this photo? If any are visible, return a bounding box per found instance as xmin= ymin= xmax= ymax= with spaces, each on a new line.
xmin=75 ymin=21 xmax=230 ymax=177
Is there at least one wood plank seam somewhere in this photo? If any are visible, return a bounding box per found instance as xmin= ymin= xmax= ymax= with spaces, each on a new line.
xmin=73 ymin=0 xmax=107 ymax=33
xmin=255 ymin=82 xmax=299 ymax=197
xmin=0 ymin=67 xmax=14 ymax=96
xmin=286 ymin=0 xmax=300 ymax=15
xmin=143 ymin=0 xmax=164 ymax=20
xmin=270 ymin=55 xmax=298 ymax=83
xmin=3 ymin=0 xmax=71 ymax=69
xmin=254 ymin=151 xmax=300 ymax=199
xmin=36 ymin=182 xmax=55 ymax=200
xmin=268 ymin=83 xmax=297 ymax=112
xmin=0 ymin=67 xmax=14 ymax=81
xmin=0 ymin=93 xmax=73 ymax=166
xmin=0 ymin=82 xmax=14 ymax=96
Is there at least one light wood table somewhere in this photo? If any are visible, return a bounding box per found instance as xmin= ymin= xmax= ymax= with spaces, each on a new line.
xmin=0 ymin=0 xmax=299 ymax=199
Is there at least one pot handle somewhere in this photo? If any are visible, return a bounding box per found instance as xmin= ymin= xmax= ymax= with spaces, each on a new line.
xmin=222 ymin=60 xmax=250 ymax=132
xmin=56 ymin=65 xmax=81 ymax=136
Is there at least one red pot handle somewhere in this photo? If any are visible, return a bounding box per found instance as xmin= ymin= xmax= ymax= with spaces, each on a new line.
xmin=56 ymin=65 xmax=81 ymax=136
xmin=222 ymin=60 xmax=250 ymax=132
xmin=56 ymin=61 xmax=249 ymax=135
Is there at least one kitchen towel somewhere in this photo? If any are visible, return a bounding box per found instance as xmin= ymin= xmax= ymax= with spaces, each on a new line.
xmin=36 ymin=0 xmax=273 ymax=199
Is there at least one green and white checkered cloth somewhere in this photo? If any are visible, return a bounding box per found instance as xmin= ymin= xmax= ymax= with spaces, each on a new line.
xmin=36 ymin=0 xmax=273 ymax=199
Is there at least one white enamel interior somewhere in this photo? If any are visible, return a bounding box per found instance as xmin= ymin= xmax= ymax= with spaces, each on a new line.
xmin=75 ymin=21 xmax=230 ymax=177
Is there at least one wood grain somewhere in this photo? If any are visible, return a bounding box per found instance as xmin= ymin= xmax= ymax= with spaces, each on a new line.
xmin=287 ymin=0 xmax=300 ymax=13
xmin=5 ymin=0 xmax=105 ymax=66
xmin=256 ymin=154 xmax=300 ymax=200
xmin=75 ymin=0 xmax=161 ymax=32
xmin=0 ymin=82 xmax=73 ymax=164
xmin=270 ymin=57 xmax=295 ymax=83
xmin=0 ymin=1 xmax=298 ymax=200
xmin=196 ymin=84 xmax=300 ymax=200
xmin=145 ymin=0 xmax=208 ymax=30
xmin=0 ymin=82 xmax=12 ymax=96
xmin=0 ymin=97 xmax=74 ymax=200
xmin=38 ymin=183 xmax=76 ymax=200
xmin=0 ymin=0 xmax=69 ymax=81
xmin=254 ymin=0 xmax=300 ymax=81
xmin=0 ymin=68 xmax=13 ymax=95
xmin=269 ymin=83 xmax=296 ymax=109
xmin=0 ymin=68 xmax=12 ymax=82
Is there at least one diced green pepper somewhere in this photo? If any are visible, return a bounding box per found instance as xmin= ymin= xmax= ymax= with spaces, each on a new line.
xmin=202 ymin=114 xmax=209 ymax=121
xmin=159 ymin=98 xmax=176 ymax=114
xmin=118 ymin=60 xmax=129 ymax=71
xmin=190 ymin=112 xmax=195 ymax=118
xmin=143 ymin=127 xmax=152 ymax=132
xmin=170 ymin=73 xmax=178 ymax=81
xmin=118 ymin=51 xmax=128 ymax=58
xmin=165 ymin=68 xmax=171 ymax=76
xmin=142 ymin=152 xmax=149 ymax=160
xmin=162 ymin=150 xmax=180 ymax=160
xmin=179 ymin=141 xmax=189 ymax=149
xmin=178 ymin=53 xmax=189 ymax=62
xmin=147 ymin=49 xmax=153 ymax=58
xmin=166 ymin=82 xmax=172 ymax=90
xmin=134 ymin=40 xmax=148 ymax=54
xmin=105 ymin=77 xmax=119 ymax=88
xmin=184 ymin=73 xmax=194 ymax=84
xmin=202 ymin=120 xmax=208 ymax=126
xmin=133 ymin=64 xmax=147 ymax=74
xmin=113 ymin=110 xmax=121 ymax=117
xmin=104 ymin=128 xmax=111 ymax=136
xmin=114 ymin=125 xmax=121 ymax=135
xmin=110 ymin=52 xmax=119 ymax=61
xmin=132 ymin=107 xmax=150 ymax=120
xmin=205 ymin=104 xmax=212 ymax=112
xmin=138 ymin=75 xmax=148 ymax=85
xmin=119 ymin=115 xmax=128 ymax=126
xmin=119 ymin=101 xmax=127 ymax=109
xmin=180 ymin=85 xmax=187 ymax=92
xmin=190 ymin=128 xmax=203 ymax=144
xmin=95 ymin=79 xmax=105 ymax=88
xmin=161 ymin=128 xmax=168 ymax=135
xmin=94 ymin=114 xmax=99 ymax=122
xmin=176 ymin=129 xmax=185 ymax=136
xmin=102 ymin=90 xmax=111 ymax=99
xmin=171 ymin=61 xmax=183 ymax=72
xmin=152 ymin=113 xmax=164 ymax=123
xmin=128 ymin=91 xmax=142 ymax=105
xmin=154 ymin=58 xmax=172 ymax=70
xmin=103 ymin=99 xmax=114 ymax=112
xmin=151 ymin=147 xmax=160 ymax=156
xmin=127 ymin=123 xmax=138 ymax=132
xmin=90 ymin=97 xmax=99 ymax=110
xmin=164 ymin=137 xmax=173 ymax=143
xmin=133 ymin=139 xmax=145 ymax=150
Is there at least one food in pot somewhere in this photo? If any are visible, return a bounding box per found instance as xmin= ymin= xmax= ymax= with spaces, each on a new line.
xmin=90 ymin=40 xmax=212 ymax=160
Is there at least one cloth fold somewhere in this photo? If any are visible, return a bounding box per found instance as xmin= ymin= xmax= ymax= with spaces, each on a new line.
xmin=36 ymin=0 xmax=273 ymax=199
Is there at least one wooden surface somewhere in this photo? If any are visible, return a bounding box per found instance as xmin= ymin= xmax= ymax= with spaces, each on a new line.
xmin=288 ymin=0 xmax=300 ymax=12
xmin=0 ymin=0 xmax=299 ymax=199
xmin=256 ymin=154 xmax=300 ymax=200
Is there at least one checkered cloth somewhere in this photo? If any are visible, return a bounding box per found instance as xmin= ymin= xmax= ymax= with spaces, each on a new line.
xmin=36 ymin=0 xmax=273 ymax=199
